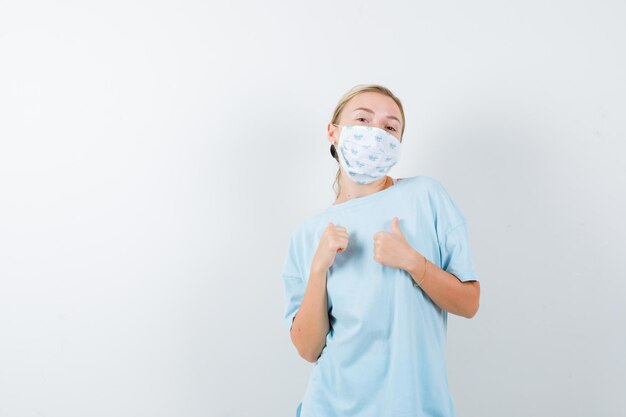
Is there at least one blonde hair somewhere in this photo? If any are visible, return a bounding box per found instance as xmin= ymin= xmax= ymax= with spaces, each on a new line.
xmin=329 ymin=84 xmax=406 ymax=198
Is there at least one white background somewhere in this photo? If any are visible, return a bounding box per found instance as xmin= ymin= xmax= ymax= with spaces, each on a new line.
xmin=1 ymin=1 xmax=625 ymax=416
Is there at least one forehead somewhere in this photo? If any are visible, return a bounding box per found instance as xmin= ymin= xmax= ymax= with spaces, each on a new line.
xmin=343 ymin=92 xmax=402 ymax=119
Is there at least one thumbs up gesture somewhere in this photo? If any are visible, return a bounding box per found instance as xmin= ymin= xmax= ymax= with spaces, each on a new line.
xmin=373 ymin=216 xmax=417 ymax=271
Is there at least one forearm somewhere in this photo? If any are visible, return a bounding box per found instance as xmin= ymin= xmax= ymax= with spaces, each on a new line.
xmin=406 ymin=249 xmax=480 ymax=318
xmin=290 ymin=267 xmax=331 ymax=362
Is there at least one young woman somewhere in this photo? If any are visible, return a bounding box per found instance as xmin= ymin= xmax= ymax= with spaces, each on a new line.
xmin=281 ymin=84 xmax=481 ymax=417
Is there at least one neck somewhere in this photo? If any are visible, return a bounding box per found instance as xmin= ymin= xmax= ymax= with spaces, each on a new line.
xmin=333 ymin=174 xmax=393 ymax=205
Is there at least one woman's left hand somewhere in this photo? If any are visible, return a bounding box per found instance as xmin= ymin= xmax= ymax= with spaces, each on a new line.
xmin=373 ymin=216 xmax=421 ymax=271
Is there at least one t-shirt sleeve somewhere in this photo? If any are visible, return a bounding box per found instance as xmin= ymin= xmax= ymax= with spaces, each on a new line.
xmin=441 ymin=222 xmax=480 ymax=282
xmin=281 ymin=230 xmax=306 ymax=331
xmin=428 ymin=177 xmax=480 ymax=282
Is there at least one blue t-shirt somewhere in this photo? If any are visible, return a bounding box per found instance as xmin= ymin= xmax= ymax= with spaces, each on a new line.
xmin=281 ymin=175 xmax=480 ymax=417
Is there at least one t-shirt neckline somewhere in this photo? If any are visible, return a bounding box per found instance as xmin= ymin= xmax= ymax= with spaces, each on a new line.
xmin=324 ymin=178 xmax=404 ymax=212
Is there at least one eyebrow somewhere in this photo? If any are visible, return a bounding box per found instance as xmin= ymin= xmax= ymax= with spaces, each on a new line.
xmin=352 ymin=107 xmax=401 ymax=124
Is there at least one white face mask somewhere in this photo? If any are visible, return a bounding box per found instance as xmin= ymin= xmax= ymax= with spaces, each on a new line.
xmin=334 ymin=124 xmax=402 ymax=184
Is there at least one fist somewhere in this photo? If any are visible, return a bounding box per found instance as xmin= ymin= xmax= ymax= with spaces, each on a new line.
xmin=311 ymin=222 xmax=349 ymax=273
xmin=373 ymin=216 xmax=416 ymax=271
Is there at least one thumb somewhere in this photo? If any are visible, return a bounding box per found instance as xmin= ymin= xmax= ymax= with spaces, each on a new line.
xmin=391 ymin=216 xmax=402 ymax=235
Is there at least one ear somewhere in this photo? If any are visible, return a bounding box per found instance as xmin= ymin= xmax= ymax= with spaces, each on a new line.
xmin=327 ymin=122 xmax=338 ymax=143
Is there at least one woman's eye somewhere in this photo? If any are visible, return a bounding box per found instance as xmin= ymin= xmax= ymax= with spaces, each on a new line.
xmin=356 ymin=117 xmax=368 ymax=122
xmin=386 ymin=126 xmax=397 ymax=132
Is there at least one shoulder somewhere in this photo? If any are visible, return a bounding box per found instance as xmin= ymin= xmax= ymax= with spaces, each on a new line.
xmin=286 ymin=212 xmax=328 ymax=246
xmin=399 ymin=174 xmax=450 ymax=197
xmin=283 ymin=213 xmax=330 ymax=277
xmin=403 ymin=174 xmax=466 ymax=225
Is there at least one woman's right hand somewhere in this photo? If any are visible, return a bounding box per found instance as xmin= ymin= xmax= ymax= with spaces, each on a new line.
xmin=311 ymin=222 xmax=349 ymax=273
